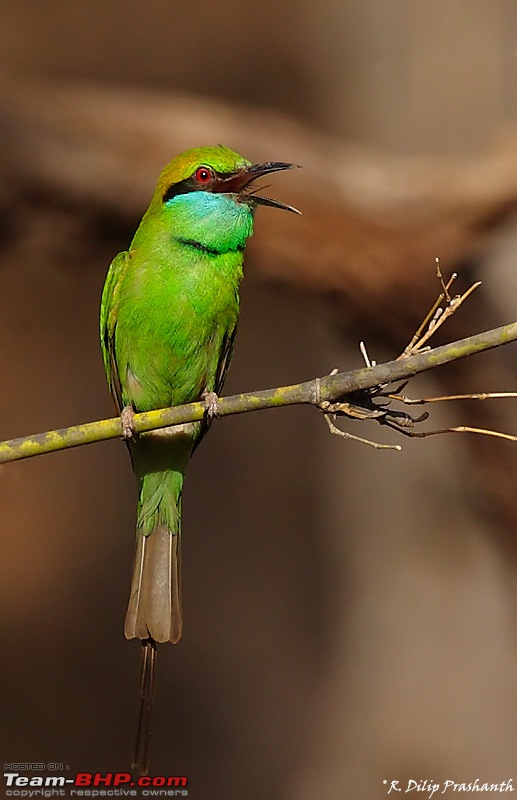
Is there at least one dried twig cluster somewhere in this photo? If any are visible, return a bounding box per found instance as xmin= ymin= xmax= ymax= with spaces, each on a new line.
xmin=321 ymin=263 xmax=517 ymax=449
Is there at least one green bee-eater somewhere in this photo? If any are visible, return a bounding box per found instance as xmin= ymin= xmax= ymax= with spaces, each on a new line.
xmin=100 ymin=145 xmax=298 ymax=771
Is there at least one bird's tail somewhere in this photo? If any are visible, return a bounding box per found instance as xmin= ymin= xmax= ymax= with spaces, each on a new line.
xmin=125 ymin=430 xmax=193 ymax=775
xmin=124 ymin=519 xmax=183 ymax=643
xmin=125 ymin=431 xmax=192 ymax=644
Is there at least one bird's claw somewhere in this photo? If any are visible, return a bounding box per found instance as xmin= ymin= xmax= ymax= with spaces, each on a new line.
xmin=121 ymin=406 xmax=136 ymax=439
xmin=202 ymin=391 xmax=220 ymax=419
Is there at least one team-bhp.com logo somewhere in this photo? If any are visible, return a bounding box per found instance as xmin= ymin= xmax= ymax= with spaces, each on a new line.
xmin=4 ymin=771 xmax=188 ymax=796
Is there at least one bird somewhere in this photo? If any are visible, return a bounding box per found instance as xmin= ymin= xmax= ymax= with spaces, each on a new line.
xmin=99 ymin=145 xmax=298 ymax=773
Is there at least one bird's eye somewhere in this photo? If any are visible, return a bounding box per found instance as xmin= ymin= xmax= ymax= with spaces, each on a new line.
xmin=195 ymin=166 xmax=213 ymax=184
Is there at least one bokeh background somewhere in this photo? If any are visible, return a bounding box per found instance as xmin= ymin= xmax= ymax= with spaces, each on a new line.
xmin=1 ymin=2 xmax=517 ymax=798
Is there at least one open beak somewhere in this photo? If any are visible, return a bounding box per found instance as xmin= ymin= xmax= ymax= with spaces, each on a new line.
xmin=216 ymin=161 xmax=301 ymax=214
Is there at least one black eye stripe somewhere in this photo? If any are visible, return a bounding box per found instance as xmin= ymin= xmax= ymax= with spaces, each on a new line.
xmin=162 ymin=177 xmax=199 ymax=203
xmin=162 ymin=169 xmax=241 ymax=203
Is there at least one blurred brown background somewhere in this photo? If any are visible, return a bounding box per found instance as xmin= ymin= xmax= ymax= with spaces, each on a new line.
xmin=1 ymin=2 xmax=517 ymax=798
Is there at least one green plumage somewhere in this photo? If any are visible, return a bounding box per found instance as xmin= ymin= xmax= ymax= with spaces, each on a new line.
xmin=100 ymin=145 xmax=297 ymax=774
xmin=100 ymin=146 xmax=250 ymax=644
xmin=100 ymin=145 xmax=297 ymax=647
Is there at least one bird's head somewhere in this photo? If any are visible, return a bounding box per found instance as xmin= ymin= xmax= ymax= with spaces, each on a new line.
xmin=154 ymin=145 xmax=300 ymax=215
xmin=136 ymin=146 xmax=299 ymax=257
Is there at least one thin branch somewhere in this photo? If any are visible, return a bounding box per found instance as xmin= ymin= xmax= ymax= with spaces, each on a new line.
xmin=1 ymin=320 xmax=517 ymax=465
xmin=390 ymin=391 xmax=517 ymax=405
xmin=436 ymin=259 xmax=455 ymax=304
xmin=324 ymin=413 xmax=401 ymax=451
xmin=397 ymin=265 xmax=481 ymax=359
xmin=400 ymin=261 xmax=455 ymax=356
xmin=382 ymin=423 xmax=517 ymax=444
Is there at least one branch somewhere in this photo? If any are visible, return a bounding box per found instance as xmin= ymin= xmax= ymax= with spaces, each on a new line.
xmin=1 ymin=320 xmax=516 ymax=465
xmin=3 ymin=76 xmax=517 ymax=328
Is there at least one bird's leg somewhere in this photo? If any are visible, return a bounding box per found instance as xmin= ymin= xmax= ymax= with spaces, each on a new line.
xmin=202 ymin=390 xmax=220 ymax=419
xmin=132 ymin=638 xmax=156 ymax=776
xmin=121 ymin=406 xmax=136 ymax=439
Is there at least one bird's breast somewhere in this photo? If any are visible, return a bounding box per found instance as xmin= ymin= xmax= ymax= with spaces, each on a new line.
xmin=115 ymin=250 xmax=242 ymax=412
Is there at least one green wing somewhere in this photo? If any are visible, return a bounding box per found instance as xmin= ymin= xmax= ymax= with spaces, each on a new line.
xmin=194 ymin=325 xmax=237 ymax=450
xmin=214 ymin=326 xmax=237 ymax=396
xmin=100 ymin=250 xmax=129 ymax=413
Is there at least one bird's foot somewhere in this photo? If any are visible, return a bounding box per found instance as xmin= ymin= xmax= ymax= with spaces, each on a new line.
xmin=202 ymin=391 xmax=220 ymax=420
xmin=121 ymin=406 xmax=136 ymax=439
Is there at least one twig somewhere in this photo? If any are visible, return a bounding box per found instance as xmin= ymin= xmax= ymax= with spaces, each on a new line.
xmin=324 ymin=414 xmax=401 ymax=451
xmin=381 ymin=422 xmax=517 ymax=444
xmin=1 ymin=320 xmax=517 ymax=464
xmin=389 ymin=391 xmax=517 ymax=405
xmin=398 ymin=263 xmax=481 ymax=359
xmin=436 ymin=257 xmax=456 ymax=303
xmin=359 ymin=341 xmax=376 ymax=368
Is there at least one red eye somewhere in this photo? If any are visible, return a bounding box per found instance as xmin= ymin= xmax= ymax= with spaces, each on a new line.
xmin=195 ymin=166 xmax=213 ymax=184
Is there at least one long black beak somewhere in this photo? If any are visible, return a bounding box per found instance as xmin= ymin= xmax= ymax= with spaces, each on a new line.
xmin=216 ymin=161 xmax=301 ymax=214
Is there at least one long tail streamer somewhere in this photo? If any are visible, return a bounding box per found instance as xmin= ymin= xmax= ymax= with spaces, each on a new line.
xmin=132 ymin=638 xmax=156 ymax=775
